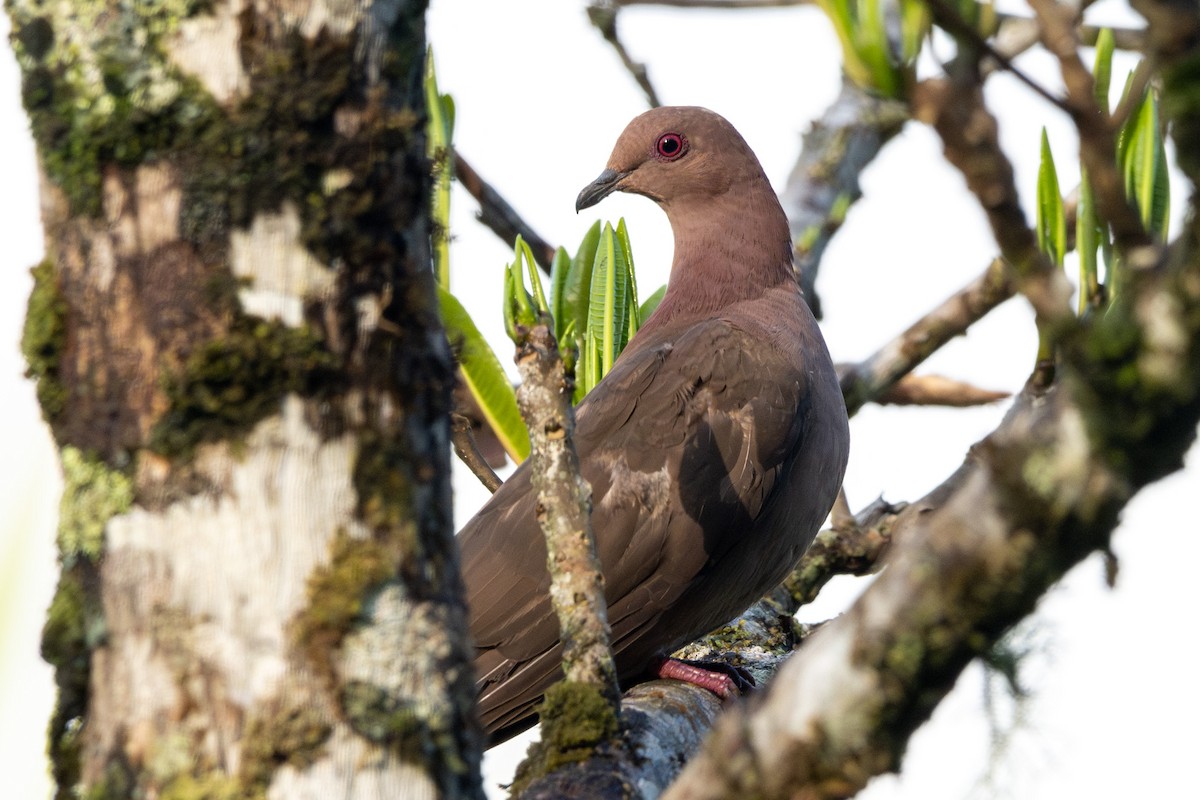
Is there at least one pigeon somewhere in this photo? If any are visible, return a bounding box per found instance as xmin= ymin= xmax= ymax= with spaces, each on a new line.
xmin=459 ymin=106 xmax=850 ymax=744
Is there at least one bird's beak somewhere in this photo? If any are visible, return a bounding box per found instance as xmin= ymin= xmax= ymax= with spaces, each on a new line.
xmin=576 ymin=168 xmax=629 ymax=213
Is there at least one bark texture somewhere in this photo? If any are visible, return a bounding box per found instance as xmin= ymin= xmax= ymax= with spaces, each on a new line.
xmin=513 ymin=320 xmax=617 ymax=699
xmin=9 ymin=0 xmax=483 ymax=796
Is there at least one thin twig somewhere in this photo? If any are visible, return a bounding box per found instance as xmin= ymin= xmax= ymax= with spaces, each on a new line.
xmin=587 ymin=2 xmax=663 ymax=107
xmin=450 ymin=413 xmax=502 ymax=492
xmin=611 ymin=0 xmax=1146 ymax=53
xmin=876 ymin=373 xmax=1010 ymax=407
xmin=993 ymin=12 xmax=1147 ymax=54
xmin=839 ymin=258 xmax=1016 ymax=416
xmin=453 ymin=149 xmax=558 ymax=272
xmin=782 ymin=496 xmax=903 ymax=609
xmin=925 ymin=0 xmax=1075 ymax=116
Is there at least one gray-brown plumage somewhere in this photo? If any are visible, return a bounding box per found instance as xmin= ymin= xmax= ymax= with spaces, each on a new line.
xmin=459 ymin=107 xmax=850 ymax=744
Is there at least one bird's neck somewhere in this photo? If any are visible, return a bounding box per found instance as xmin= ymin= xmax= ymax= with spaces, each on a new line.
xmin=647 ymin=179 xmax=796 ymax=326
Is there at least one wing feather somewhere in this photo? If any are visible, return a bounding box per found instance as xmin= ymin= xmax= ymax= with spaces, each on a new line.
xmin=460 ymin=311 xmax=810 ymax=740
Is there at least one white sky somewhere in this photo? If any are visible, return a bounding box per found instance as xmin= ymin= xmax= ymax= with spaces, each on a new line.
xmin=2 ymin=2 xmax=1197 ymax=798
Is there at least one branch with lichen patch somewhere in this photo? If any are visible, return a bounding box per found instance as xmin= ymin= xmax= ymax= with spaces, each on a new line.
xmin=508 ymin=316 xmax=622 ymax=791
xmin=513 ymin=320 xmax=616 ymax=696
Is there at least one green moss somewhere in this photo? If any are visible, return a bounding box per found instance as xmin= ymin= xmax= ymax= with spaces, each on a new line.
xmin=351 ymin=434 xmax=415 ymax=533
xmin=7 ymin=0 xmax=416 ymax=258
xmin=510 ymin=682 xmax=619 ymax=796
xmin=7 ymin=0 xmax=219 ymax=215
xmin=149 ymin=316 xmax=336 ymax=459
xmin=81 ymin=762 xmax=133 ymax=800
xmin=159 ymin=771 xmax=244 ymax=800
xmin=21 ymin=259 xmax=68 ymax=420
xmin=339 ymin=680 xmax=424 ymax=745
xmin=1072 ymin=299 xmax=1200 ymax=484
xmin=57 ymin=446 xmax=133 ymax=563
xmin=42 ymin=569 xmax=102 ymax=800
xmin=42 ymin=444 xmax=125 ymax=799
xmin=291 ymin=530 xmax=393 ymax=681
xmin=239 ymin=702 xmax=332 ymax=793
xmin=335 ymin=680 xmax=468 ymax=777
xmin=180 ymin=13 xmax=419 ymax=266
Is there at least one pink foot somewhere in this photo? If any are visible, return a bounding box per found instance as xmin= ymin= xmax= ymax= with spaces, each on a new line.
xmin=654 ymin=657 xmax=755 ymax=699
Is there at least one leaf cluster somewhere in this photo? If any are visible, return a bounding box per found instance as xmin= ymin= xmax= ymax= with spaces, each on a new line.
xmin=1036 ymin=29 xmax=1171 ymax=317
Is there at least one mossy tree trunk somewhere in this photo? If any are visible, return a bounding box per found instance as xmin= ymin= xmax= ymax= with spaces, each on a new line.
xmin=7 ymin=0 xmax=484 ymax=797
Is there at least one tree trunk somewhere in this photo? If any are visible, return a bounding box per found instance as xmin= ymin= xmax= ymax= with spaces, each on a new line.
xmin=8 ymin=0 xmax=484 ymax=796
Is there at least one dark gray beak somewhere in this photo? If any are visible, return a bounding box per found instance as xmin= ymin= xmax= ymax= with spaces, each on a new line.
xmin=576 ymin=169 xmax=629 ymax=213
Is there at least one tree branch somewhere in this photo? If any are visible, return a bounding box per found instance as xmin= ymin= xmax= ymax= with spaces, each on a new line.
xmin=512 ymin=319 xmax=618 ymax=696
xmin=780 ymin=79 xmax=909 ymax=318
xmin=993 ymin=12 xmax=1148 ymax=53
xmin=454 ymin=150 xmax=558 ymax=273
xmin=587 ymin=2 xmax=663 ymax=108
xmin=508 ymin=315 xmax=622 ymax=791
xmin=924 ymin=0 xmax=1074 ymax=115
xmin=781 ymin=496 xmax=905 ymax=609
xmin=839 ymin=258 xmax=1015 ymax=415
xmin=450 ymin=412 xmax=502 ymax=492
xmin=913 ymin=75 xmax=1073 ymax=324
xmin=873 ymin=373 xmax=1010 ymax=407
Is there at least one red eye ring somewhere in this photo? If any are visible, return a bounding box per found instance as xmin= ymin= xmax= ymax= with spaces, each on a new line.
xmin=653 ymin=132 xmax=688 ymax=162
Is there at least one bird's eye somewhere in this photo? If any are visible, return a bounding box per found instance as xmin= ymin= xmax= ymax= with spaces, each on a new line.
xmin=654 ymin=132 xmax=688 ymax=162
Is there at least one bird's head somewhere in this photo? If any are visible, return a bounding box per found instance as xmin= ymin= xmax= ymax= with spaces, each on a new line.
xmin=575 ymin=106 xmax=766 ymax=213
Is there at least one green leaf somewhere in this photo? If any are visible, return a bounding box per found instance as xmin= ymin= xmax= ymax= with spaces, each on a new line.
xmin=617 ymin=218 xmax=641 ymax=340
xmin=1076 ymin=167 xmax=1108 ymax=314
xmin=505 ymin=260 xmax=535 ymax=334
xmin=1120 ymin=88 xmax=1171 ymax=240
xmin=814 ymin=0 xmax=874 ymax=93
xmin=638 ymin=284 xmax=666 ymax=320
xmin=580 ymin=219 xmax=637 ymax=400
xmin=565 ymin=221 xmax=602 ymax=349
xmin=1092 ymin=28 xmax=1114 ymax=112
xmin=549 ymin=247 xmax=571 ymax=341
xmin=1036 ymin=128 xmax=1066 ymax=268
xmin=859 ymin=0 xmax=895 ymax=96
xmin=813 ymin=0 xmax=924 ymax=98
xmin=587 ymin=222 xmax=623 ymax=377
xmin=578 ymin=331 xmax=602 ymax=403
xmin=437 ymin=286 xmax=529 ymax=462
xmin=425 ymin=48 xmax=454 ymax=290
xmin=516 ymin=236 xmax=550 ymax=315
xmin=442 ymin=93 xmax=455 ymax=141
xmin=898 ymin=0 xmax=928 ymax=65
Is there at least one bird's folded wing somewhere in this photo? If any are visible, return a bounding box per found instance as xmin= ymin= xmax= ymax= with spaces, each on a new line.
xmin=460 ymin=315 xmax=808 ymax=730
